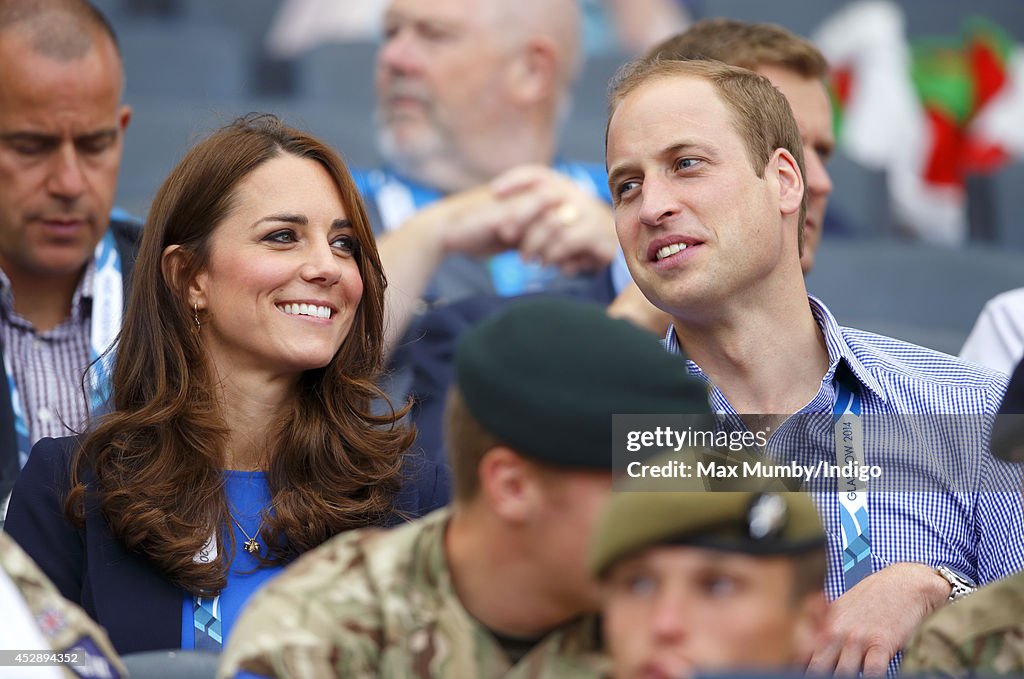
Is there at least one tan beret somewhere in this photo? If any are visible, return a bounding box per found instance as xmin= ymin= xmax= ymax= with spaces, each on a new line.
xmin=590 ymin=489 xmax=825 ymax=577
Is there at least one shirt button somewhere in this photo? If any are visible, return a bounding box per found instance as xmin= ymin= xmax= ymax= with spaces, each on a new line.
xmin=37 ymin=407 xmax=53 ymax=423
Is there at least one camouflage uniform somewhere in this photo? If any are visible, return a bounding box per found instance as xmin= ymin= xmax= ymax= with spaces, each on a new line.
xmin=0 ymin=532 xmax=126 ymax=679
xmin=220 ymin=509 xmax=609 ymax=678
xmin=902 ymin=570 xmax=1024 ymax=676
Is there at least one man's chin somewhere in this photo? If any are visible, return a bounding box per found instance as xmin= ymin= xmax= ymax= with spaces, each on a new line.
xmin=19 ymin=257 xmax=94 ymax=281
xmin=377 ymin=124 xmax=443 ymax=161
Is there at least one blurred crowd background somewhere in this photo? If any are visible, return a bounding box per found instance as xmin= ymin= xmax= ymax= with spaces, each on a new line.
xmin=91 ymin=0 xmax=1024 ymax=355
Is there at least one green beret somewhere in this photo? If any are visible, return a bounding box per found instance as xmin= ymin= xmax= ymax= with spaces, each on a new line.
xmin=590 ymin=489 xmax=825 ymax=577
xmin=454 ymin=297 xmax=709 ymax=470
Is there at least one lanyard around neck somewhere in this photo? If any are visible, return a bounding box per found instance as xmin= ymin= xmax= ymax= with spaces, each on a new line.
xmin=833 ymin=377 xmax=870 ymax=591
xmin=3 ymin=229 xmax=122 ymax=467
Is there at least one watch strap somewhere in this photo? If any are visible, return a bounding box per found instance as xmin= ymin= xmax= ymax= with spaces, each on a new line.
xmin=936 ymin=565 xmax=976 ymax=601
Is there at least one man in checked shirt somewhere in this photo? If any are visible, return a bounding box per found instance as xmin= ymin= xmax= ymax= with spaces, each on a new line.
xmin=0 ymin=0 xmax=138 ymax=515
xmin=605 ymin=52 xmax=1024 ymax=676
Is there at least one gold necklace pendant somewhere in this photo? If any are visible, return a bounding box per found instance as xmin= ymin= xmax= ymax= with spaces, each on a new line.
xmin=230 ymin=510 xmax=266 ymax=556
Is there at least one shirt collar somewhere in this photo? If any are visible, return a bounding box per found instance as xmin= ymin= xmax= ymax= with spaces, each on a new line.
xmin=663 ymin=295 xmax=888 ymax=405
xmin=0 ymin=257 xmax=97 ymax=327
xmin=808 ymin=295 xmax=887 ymax=403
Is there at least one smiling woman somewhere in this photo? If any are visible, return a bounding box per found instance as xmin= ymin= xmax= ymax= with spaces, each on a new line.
xmin=180 ymin=152 xmax=365 ymax=383
xmin=4 ymin=114 xmax=447 ymax=654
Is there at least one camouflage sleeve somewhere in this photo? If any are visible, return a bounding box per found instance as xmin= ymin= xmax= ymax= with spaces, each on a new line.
xmin=903 ymin=576 xmax=1024 ymax=678
xmin=904 ymin=627 xmax=1024 ymax=678
xmin=0 ymin=533 xmax=127 ymax=679
xmin=218 ymin=534 xmax=386 ymax=679
xmin=901 ymin=625 xmax=970 ymax=678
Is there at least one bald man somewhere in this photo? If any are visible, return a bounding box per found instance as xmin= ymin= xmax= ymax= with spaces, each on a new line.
xmin=0 ymin=0 xmax=136 ymax=511
xmin=356 ymin=0 xmax=620 ymax=354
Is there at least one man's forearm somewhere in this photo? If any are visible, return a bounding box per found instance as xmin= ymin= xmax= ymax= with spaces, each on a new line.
xmin=377 ymin=211 xmax=447 ymax=358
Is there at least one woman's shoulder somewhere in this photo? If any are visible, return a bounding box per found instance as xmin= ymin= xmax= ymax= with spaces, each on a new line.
xmin=16 ymin=436 xmax=81 ymax=492
xmin=5 ymin=437 xmax=88 ymax=605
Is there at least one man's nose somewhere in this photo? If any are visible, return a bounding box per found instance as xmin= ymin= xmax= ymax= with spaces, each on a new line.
xmin=47 ymin=144 xmax=87 ymax=202
xmin=378 ymin=26 xmax=423 ymax=76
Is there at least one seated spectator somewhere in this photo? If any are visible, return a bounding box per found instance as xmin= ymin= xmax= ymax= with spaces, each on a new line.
xmin=5 ymin=114 xmax=444 ymax=654
xmin=0 ymin=0 xmax=137 ymax=512
xmin=360 ymin=0 xmax=622 ymax=358
xmin=960 ymin=287 xmax=1024 ymax=375
xmin=604 ymin=56 xmax=1023 ymax=674
xmin=607 ymin=18 xmax=837 ymax=333
xmin=220 ymin=297 xmax=710 ymax=678
xmin=0 ymin=531 xmax=125 ymax=678
xmin=592 ymin=489 xmax=828 ymax=679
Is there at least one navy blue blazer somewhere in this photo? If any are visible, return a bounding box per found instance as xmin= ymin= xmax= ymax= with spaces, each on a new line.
xmin=5 ymin=436 xmax=450 ymax=654
xmin=403 ymin=281 xmax=616 ymax=469
xmin=0 ymin=217 xmax=142 ymax=502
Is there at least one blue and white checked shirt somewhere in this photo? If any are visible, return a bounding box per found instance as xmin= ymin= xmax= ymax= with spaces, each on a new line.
xmin=666 ymin=296 xmax=1024 ymax=601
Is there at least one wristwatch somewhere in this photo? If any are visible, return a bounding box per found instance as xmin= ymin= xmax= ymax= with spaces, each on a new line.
xmin=935 ymin=565 xmax=977 ymax=601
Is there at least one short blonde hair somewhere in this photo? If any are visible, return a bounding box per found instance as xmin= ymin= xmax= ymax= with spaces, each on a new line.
xmin=608 ymin=59 xmax=807 ymax=229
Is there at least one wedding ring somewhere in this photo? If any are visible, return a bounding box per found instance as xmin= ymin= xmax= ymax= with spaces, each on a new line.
xmin=554 ymin=202 xmax=580 ymax=226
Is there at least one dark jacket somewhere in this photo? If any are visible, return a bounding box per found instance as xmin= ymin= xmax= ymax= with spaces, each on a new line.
xmin=0 ymin=216 xmax=143 ymax=501
xmin=4 ymin=435 xmax=449 ymax=654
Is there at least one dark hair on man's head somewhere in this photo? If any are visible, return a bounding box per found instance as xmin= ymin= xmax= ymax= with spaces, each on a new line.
xmin=67 ymin=114 xmax=413 ymax=596
xmin=644 ymin=18 xmax=827 ymax=80
xmin=0 ymin=0 xmax=120 ymax=60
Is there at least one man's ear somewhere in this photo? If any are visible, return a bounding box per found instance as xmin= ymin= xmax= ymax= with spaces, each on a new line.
xmin=772 ymin=147 xmax=805 ymax=218
xmin=161 ymin=244 xmax=206 ymax=309
xmin=118 ymin=103 xmax=133 ymax=134
xmin=478 ymin=446 xmax=543 ymax=523
xmin=507 ymin=37 xmax=558 ymax=105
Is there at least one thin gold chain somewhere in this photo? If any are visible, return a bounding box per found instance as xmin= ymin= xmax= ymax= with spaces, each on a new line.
xmin=229 ymin=510 xmax=267 ymax=554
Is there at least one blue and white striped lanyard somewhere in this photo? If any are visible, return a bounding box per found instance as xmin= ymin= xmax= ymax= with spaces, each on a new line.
xmin=2 ymin=230 xmax=122 ymax=467
xmin=833 ymin=378 xmax=870 ymax=591
xmin=193 ymin=533 xmax=222 ymax=651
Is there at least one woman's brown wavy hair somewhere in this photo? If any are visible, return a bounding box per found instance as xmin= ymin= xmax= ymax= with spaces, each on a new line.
xmin=66 ymin=114 xmax=414 ymax=596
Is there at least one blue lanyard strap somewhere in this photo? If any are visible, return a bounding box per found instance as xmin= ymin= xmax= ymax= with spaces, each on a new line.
xmin=833 ymin=377 xmax=870 ymax=590
xmin=192 ymin=532 xmax=222 ymax=650
xmin=193 ymin=595 xmax=223 ymax=650
xmin=89 ymin=229 xmax=123 ymax=411
xmin=3 ymin=230 xmax=122 ymax=467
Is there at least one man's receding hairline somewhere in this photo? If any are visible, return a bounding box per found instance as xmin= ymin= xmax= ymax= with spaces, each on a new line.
xmin=0 ymin=1 xmax=119 ymax=63
xmin=613 ymin=69 xmax=712 ymax=113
